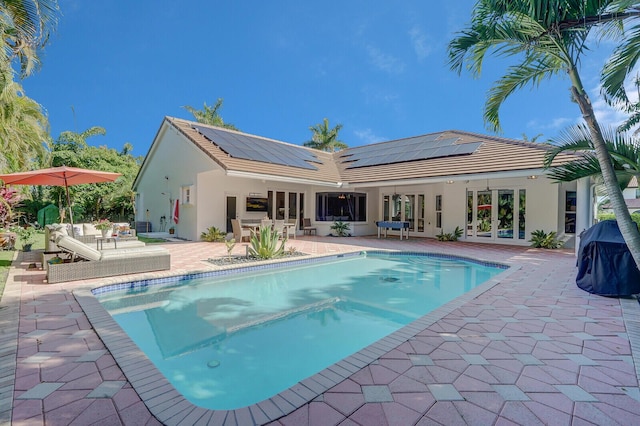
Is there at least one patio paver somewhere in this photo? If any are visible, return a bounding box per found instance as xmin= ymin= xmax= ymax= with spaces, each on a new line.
xmin=1 ymin=236 xmax=639 ymax=425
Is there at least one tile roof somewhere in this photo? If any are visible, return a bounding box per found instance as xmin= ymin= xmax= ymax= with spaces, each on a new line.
xmin=165 ymin=117 xmax=579 ymax=185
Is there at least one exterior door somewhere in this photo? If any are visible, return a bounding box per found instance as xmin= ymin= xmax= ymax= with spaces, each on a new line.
xmin=226 ymin=196 xmax=236 ymax=233
xmin=466 ymin=189 xmax=526 ymax=241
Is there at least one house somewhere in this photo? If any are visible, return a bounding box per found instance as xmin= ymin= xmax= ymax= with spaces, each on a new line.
xmin=601 ymin=176 xmax=640 ymax=215
xmin=133 ymin=117 xmax=590 ymax=247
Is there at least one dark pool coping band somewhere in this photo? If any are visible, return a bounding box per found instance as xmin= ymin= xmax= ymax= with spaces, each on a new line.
xmin=75 ymin=251 xmax=517 ymax=425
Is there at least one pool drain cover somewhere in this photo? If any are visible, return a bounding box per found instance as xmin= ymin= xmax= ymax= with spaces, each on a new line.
xmin=207 ymin=360 xmax=221 ymax=368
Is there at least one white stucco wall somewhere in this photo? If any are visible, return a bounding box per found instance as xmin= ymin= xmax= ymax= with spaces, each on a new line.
xmin=135 ymin=122 xmax=221 ymax=241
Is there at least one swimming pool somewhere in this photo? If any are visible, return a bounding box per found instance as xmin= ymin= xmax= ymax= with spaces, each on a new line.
xmin=93 ymin=251 xmax=507 ymax=411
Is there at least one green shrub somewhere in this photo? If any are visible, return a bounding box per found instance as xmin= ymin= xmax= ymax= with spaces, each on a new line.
xmin=248 ymin=225 xmax=286 ymax=259
xmin=529 ymin=230 xmax=563 ymax=249
xmin=436 ymin=226 xmax=463 ymax=241
xmin=597 ymin=212 xmax=640 ymax=230
xmin=330 ymin=220 xmax=351 ymax=237
xmin=200 ymin=226 xmax=226 ymax=242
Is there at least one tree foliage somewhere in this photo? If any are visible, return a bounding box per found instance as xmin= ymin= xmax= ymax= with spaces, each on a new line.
xmin=304 ymin=118 xmax=347 ymax=152
xmin=448 ymin=0 xmax=640 ymax=269
xmin=42 ymin=127 xmax=142 ymax=222
xmin=183 ymin=98 xmax=238 ymax=130
xmin=0 ymin=0 xmax=60 ymax=77
xmin=544 ymin=124 xmax=640 ymax=188
xmin=0 ymin=76 xmax=49 ymax=172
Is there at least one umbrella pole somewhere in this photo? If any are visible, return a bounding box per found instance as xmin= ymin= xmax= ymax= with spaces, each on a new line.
xmin=65 ymin=182 xmax=75 ymax=238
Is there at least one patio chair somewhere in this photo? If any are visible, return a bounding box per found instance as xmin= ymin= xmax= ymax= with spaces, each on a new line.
xmin=261 ymin=218 xmax=273 ymax=229
xmin=45 ymin=233 xmax=170 ymax=283
xmin=232 ymin=218 xmax=251 ymax=242
xmin=303 ymin=218 xmax=317 ymax=236
xmin=273 ymin=220 xmax=285 ymax=239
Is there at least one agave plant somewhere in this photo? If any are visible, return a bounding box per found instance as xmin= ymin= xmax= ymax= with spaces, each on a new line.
xmin=248 ymin=225 xmax=286 ymax=259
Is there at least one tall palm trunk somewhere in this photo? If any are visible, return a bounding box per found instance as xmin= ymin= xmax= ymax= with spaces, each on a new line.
xmin=568 ymin=67 xmax=640 ymax=269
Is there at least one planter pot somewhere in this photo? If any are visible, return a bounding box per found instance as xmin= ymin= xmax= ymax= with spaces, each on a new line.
xmin=101 ymin=229 xmax=110 ymax=238
xmin=169 ymin=229 xmax=175 ymax=235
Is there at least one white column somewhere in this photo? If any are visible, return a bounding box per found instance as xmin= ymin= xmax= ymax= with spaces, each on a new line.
xmin=575 ymin=177 xmax=591 ymax=255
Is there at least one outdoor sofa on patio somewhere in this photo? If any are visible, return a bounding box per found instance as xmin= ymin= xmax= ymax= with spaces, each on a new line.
xmin=45 ymin=223 xmax=142 ymax=252
xmin=45 ymin=232 xmax=170 ymax=283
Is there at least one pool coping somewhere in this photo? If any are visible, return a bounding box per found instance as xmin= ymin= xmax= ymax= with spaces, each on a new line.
xmin=74 ymin=250 xmax=520 ymax=425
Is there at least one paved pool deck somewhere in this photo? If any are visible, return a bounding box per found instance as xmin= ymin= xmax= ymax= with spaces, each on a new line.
xmin=1 ymin=236 xmax=640 ymax=425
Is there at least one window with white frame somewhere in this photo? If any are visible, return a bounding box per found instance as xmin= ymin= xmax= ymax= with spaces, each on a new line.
xmin=181 ymin=185 xmax=194 ymax=205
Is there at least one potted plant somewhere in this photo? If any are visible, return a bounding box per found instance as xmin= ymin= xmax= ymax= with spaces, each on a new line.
xmin=94 ymin=219 xmax=113 ymax=237
xmin=10 ymin=226 xmax=36 ymax=251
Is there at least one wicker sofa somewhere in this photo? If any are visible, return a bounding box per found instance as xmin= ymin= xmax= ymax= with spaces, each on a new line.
xmin=45 ymin=233 xmax=170 ymax=283
xmin=45 ymin=223 xmax=141 ymax=252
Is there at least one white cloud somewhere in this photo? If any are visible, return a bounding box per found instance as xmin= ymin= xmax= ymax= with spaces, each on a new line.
xmin=526 ymin=117 xmax=572 ymax=131
xmin=408 ymin=26 xmax=433 ymax=61
xmin=366 ymin=45 xmax=405 ymax=74
xmin=354 ymin=128 xmax=386 ymax=145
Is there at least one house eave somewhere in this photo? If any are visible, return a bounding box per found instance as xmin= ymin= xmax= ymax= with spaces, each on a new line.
xmin=344 ymin=168 xmax=548 ymax=188
xmin=225 ymin=170 xmax=343 ymax=188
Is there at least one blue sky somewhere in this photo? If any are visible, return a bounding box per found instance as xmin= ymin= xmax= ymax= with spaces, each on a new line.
xmin=20 ymin=0 xmax=627 ymax=158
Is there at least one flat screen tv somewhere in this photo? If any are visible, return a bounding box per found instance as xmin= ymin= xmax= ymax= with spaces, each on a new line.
xmin=246 ymin=197 xmax=269 ymax=212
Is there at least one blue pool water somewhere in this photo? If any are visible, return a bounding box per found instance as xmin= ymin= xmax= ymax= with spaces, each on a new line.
xmin=96 ymin=252 xmax=506 ymax=410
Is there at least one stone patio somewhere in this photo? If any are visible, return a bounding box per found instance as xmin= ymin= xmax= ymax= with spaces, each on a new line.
xmin=1 ymin=236 xmax=639 ymax=425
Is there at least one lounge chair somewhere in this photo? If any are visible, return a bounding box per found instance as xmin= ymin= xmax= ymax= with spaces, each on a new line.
xmin=303 ymin=218 xmax=317 ymax=235
xmin=45 ymin=233 xmax=170 ymax=283
xmin=231 ymin=219 xmax=251 ymax=242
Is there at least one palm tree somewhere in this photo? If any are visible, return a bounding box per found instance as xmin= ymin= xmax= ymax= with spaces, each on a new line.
xmin=544 ymin=124 xmax=640 ymax=191
xmin=0 ymin=0 xmax=60 ymax=77
xmin=304 ymin=118 xmax=348 ymax=152
xmin=448 ymin=0 xmax=640 ymax=269
xmin=0 ymin=72 xmax=49 ymax=172
xmin=183 ymin=98 xmax=238 ymax=130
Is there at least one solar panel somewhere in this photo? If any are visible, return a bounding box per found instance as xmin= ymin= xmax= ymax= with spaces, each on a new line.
xmin=193 ymin=125 xmax=321 ymax=170
xmin=342 ymin=135 xmax=482 ymax=169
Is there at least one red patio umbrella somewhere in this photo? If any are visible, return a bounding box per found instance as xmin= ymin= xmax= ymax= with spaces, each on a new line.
xmin=0 ymin=166 xmax=122 ymax=235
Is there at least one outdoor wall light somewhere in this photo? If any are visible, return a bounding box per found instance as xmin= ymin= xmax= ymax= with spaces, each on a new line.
xmin=527 ymin=175 xmax=538 ymax=179
xmin=446 ymin=180 xmax=455 ymax=184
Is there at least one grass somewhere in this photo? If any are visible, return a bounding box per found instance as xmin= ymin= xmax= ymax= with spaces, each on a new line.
xmin=138 ymin=236 xmax=168 ymax=244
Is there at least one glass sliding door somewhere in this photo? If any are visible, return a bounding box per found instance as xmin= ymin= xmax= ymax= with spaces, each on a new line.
xmin=288 ymin=192 xmax=297 ymax=223
xmin=497 ymin=190 xmax=514 ymax=239
xmin=467 ymin=191 xmax=473 ymax=237
xmin=519 ymin=190 xmax=526 ymax=239
xmin=476 ymin=190 xmax=492 ymax=238
xmin=405 ymin=195 xmax=415 ymax=230
xmin=418 ymin=195 xmax=425 ymax=232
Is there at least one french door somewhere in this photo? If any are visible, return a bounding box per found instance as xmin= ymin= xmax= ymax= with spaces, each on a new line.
xmin=466 ymin=189 xmax=526 ymax=241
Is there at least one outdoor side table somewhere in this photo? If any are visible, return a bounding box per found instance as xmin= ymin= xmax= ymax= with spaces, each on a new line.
xmin=96 ymin=236 xmax=118 ymax=250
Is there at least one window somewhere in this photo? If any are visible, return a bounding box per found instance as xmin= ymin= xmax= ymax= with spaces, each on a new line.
xmin=565 ymin=191 xmax=577 ymax=234
xmin=435 ymin=195 xmax=442 ymax=228
xmin=315 ymin=192 xmax=366 ymax=221
xmin=181 ymin=185 xmax=194 ymax=205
